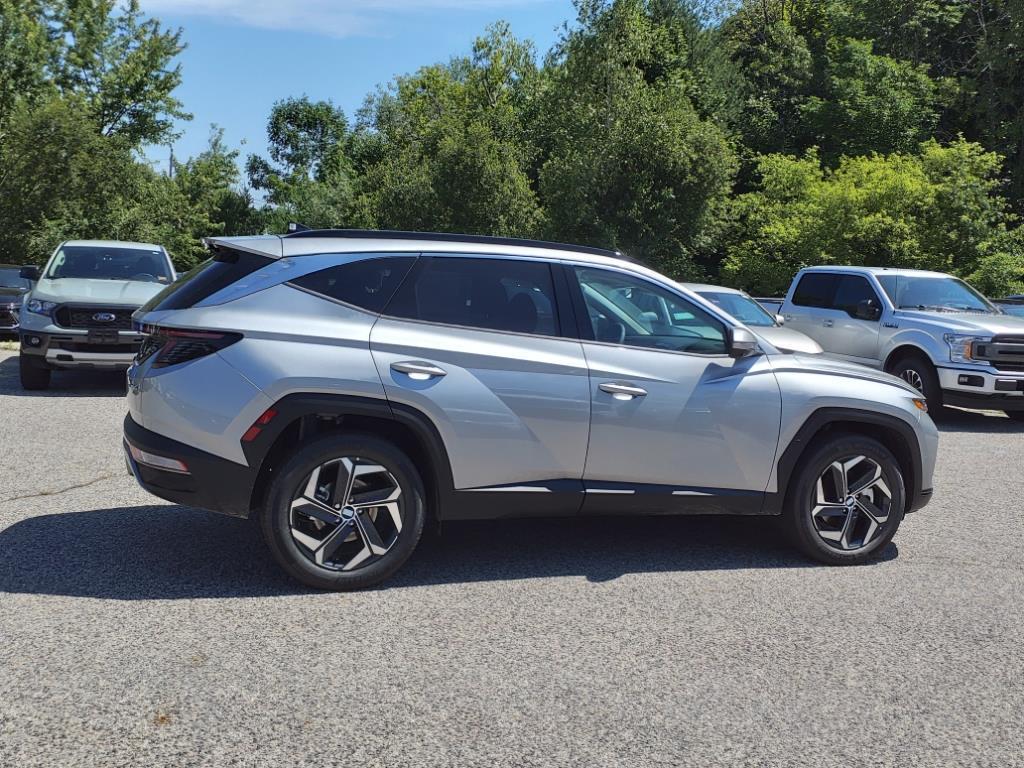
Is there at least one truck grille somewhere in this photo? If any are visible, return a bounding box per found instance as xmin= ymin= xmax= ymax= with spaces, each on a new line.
xmin=54 ymin=306 xmax=135 ymax=330
xmin=974 ymin=335 xmax=1024 ymax=372
xmin=0 ymin=309 xmax=18 ymax=328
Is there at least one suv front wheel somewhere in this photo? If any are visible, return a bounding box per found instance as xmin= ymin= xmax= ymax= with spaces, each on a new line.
xmin=784 ymin=434 xmax=906 ymax=565
xmin=261 ymin=434 xmax=426 ymax=590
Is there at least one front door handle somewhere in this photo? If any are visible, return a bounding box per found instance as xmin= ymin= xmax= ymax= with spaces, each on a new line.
xmin=391 ymin=361 xmax=447 ymax=380
xmin=822 ymin=319 xmax=834 ymax=327
xmin=599 ymin=382 xmax=648 ymax=400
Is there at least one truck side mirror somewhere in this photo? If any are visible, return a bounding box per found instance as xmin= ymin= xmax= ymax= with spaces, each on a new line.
xmin=853 ymin=299 xmax=881 ymax=321
xmin=19 ymin=265 xmax=40 ymax=282
xmin=728 ymin=327 xmax=759 ymax=359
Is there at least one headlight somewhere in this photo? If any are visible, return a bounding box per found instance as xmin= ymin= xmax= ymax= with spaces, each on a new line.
xmin=943 ymin=333 xmax=989 ymax=363
xmin=25 ymin=299 xmax=58 ymax=316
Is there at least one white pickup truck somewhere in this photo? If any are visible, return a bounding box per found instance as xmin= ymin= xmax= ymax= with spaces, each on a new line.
xmin=767 ymin=266 xmax=1024 ymax=418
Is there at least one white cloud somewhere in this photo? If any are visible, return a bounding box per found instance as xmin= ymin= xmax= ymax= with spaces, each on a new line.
xmin=140 ymin=0 xmax=548 ymax=38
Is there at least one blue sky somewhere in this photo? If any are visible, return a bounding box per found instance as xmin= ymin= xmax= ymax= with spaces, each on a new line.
xmin=140 ymin=0 xmax=576 ymax=172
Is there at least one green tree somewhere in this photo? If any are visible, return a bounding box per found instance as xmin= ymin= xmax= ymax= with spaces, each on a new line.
xmin=538 ymin=0 xmax=737 ymax=277
xmin=721 ymin=139 xmax=1023 ymax=295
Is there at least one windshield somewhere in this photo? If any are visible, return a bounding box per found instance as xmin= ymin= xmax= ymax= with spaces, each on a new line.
xmin=695 ymin=290 xmax=777 ymax=327
xmin=44 ymin=245 xmax=173 ymax=283
xmin=0 ymin=267 xmax=30 ymax=290
xmin=877 ymin=274 xmax=995 ymax=313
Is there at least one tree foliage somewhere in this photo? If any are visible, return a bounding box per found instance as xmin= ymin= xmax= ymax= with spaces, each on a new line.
xmin=5 ymin=0 xmax=1024 ymax=293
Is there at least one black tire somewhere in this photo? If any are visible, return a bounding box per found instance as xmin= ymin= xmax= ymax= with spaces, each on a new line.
xmin=1004 ymin=411 xmax=1024 ymax=421
xmin=889 ymin=353 xmax=942 ymax=411
xmin=260 ymin=433 xmax=426 ymax=590
xmin=19 ymin=354 xmax=51 ymax=390
xmin=783 ymin=434 xmax=906 ymax=565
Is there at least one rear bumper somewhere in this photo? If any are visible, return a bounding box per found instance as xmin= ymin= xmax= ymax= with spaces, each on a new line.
xmin=123 ymin=414 xmax=257 ymax=518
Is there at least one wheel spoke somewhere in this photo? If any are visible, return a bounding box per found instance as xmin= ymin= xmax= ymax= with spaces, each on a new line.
xmin=812 ymin=504 xmax=850 ymax=542
xmin=290 ymin=495 xmax=341 ymax=525
xmin=854 ymin=496 xmax=889 ymax=526
xmin=314 ymin=519 xmax=358 ymax=565
xmin=355 ymin=509 xmax=389 ymax=555
xmin=330 ymin=458 xmax=356 ymax=508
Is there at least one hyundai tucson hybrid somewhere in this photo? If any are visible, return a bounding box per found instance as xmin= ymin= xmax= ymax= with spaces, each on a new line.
xmin=124 ymin=230 xmax=938 ymax=590
xmin=18 ymin=240 xmax=176 ymax=389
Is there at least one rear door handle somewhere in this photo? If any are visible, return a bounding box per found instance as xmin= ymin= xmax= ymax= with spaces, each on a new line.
xmin=822 ymin=319 xmax=834 ymax=328
xmin=391 ymin=361 xmax=447 ymax=380
xmin=599 ymin=382 xmax=648 ymax=400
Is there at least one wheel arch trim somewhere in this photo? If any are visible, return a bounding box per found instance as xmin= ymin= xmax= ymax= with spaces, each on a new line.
xmin=766 ymin=407 xmax=924 ymax=516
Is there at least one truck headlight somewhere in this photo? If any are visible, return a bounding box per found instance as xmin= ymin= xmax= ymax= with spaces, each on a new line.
xmin=25 ymin=299 xmax=58 ymax=317
xmin=943 ymin=333 xmax=989 ymax=363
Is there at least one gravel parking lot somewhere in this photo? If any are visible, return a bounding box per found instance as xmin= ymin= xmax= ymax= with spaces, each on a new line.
xmin=1 ymin=348 xmax=1022 ymax=767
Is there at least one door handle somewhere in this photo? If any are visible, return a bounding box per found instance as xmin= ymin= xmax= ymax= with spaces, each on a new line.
xmin=822 ymin=319 xmax=834 ymax=328
xmin=599 ymin=382 xmax=648 ymax=400
xmin=391 ymin=361 xmax=447 ymax=380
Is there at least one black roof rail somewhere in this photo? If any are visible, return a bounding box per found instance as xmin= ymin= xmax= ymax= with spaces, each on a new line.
xmin=282 ymin=228 xmax=632 ymax=261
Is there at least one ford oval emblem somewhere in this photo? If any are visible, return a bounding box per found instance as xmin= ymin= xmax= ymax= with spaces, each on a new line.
xmin=93 ymin=312 xmax=116 ymax=322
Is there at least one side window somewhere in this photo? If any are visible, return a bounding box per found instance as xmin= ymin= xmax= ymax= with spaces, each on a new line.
xmin=290 ymin=256 xmax=416 ymax=313
xmin=386 ymin=256 xmax=559 ymax=336
xmin=832 ymin=275 xmax=880 ymax=317
xmin=792 ymin=273 xmax=839 ymax=308
xmin=572 ymin=267 xmax=727 ymax=355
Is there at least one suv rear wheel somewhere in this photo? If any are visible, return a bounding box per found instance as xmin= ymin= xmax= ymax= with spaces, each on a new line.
xmin=784 ymin=434 xmax=906 ymax=565
xmin=19 ymin=354 xmax=51 ymax=390
xmin=260 ymin=434 xmax=426 ymax=590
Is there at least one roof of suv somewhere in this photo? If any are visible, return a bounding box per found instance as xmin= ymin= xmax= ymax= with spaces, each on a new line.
xmin=800 ymin=265 xmax=950 ymax=278
xmin=206 ymin=229 xmax=633 ymax=267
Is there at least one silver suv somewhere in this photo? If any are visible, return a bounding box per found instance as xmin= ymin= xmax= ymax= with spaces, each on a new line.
xmin=124 ymin=231 xmax=938 ymax=590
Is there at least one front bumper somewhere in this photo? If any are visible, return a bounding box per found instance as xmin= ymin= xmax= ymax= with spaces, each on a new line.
xmin=937 ymin=365 xmax=1024 ymax=410
xmin=21 ymin=329 xmax=144 ymax=369
xmin=123 ymin=414 xmax=257 ymax=518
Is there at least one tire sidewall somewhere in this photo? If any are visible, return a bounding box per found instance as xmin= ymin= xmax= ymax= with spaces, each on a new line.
xmin=786 ymin=435 xmax=906 ymax=565
xmin=261 ymin=433 xmax=426 ymax=590
xmin=892 ymin=354 xmax=941 ymax=409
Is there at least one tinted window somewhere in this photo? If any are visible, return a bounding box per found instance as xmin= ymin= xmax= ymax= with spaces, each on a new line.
xmin=140 ymin=249 xmax=273 ymax=313
xmin=292 ymin=256 xmax=416 ymax=313
xmin=792 ymin=273 xmax=839 ymax=308
xmin=0 ymin=267 xmax=30 ymax=290
xmin=387 ymin=257 xmax=558 ymax=336
xmin=832 ymin=275 xmax=879 ymax=316
xmin=574 ymin=267 xmax=727 ymax=355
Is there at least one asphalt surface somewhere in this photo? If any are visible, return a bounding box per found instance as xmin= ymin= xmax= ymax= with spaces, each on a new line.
xmin=0 ymin=349 xmax=1021 ymax=767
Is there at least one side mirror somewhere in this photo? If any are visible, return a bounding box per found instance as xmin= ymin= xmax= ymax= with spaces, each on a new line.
xmin=775 ymin=314 xmax=785 ymax=326
xmin=853 ymin=298 xmax=881 ymax=321
xmin=19 ymin=265 xmax=40 ymax=282
xmin=728 ymin=326 xmax=760 ymax=359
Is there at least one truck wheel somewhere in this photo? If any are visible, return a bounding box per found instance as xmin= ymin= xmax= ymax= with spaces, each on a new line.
xmin=19 ymin=355 xmax=51 ymax=390
xmin=784 ymin=433 xmax=906 ymax=565
xmin=260 ymin=433 xmax=426 ymax=591
xmin=890 ymin=354 xmax=942 ymax=410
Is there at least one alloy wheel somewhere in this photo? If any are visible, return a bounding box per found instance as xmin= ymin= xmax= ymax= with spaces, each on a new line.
xmin=289 ymin=457 xmax=403 ymax=571
xmin=900 ymin=368 xmax=924 ymax=393
xmin=810 ymin=455 xmax=893 ymax=552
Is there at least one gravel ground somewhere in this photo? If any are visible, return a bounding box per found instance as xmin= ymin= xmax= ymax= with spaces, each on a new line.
xmin=0 ymin=348 xmax=1021 ymax=767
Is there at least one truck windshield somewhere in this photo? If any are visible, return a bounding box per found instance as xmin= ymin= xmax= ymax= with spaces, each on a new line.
xmin=877 ymin=274 xmax=996 ymax=313
xmin=695 ymin=290 xmax=777 ymax=327
xmin=0 ymin=267 xmax=30 ymax=290
xmin=45 ymin=245 xmax=173 ymax=283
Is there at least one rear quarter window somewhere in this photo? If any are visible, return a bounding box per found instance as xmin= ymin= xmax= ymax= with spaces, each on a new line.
xmin=288 ymin=256 xmax=416 ymax=313
xmin=140 ymin=249 xmax=274 ymax=312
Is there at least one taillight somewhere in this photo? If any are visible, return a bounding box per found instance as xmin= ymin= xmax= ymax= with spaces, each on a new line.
xmin=138 ymin=327 xmax=242 ymax=368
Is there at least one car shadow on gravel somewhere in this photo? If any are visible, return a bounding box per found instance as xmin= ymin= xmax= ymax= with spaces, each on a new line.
xmin=932 ymin=406 xmax=1023 ymax=434
xmin=0 ymin=355 xmax=126 ymax=397
xmin=0 ymin=505 xmax=897 ymax=600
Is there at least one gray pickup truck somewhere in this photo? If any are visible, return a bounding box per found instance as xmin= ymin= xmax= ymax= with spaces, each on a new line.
xmin=17 ymin=240 xmax=175 ymax=390
xmin=771 ymin=266 xmax=1024 ymax=418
